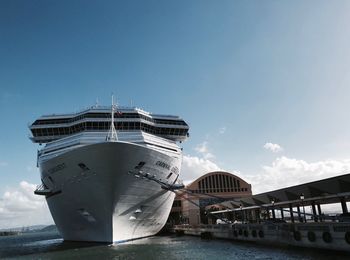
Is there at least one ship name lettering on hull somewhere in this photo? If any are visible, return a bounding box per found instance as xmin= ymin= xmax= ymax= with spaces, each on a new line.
xmin=156 ymin=161 xmax=171 ymax=170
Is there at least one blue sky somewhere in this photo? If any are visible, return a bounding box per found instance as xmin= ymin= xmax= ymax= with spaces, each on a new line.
xmin=1 ymin=0 xmax=350 ymax=227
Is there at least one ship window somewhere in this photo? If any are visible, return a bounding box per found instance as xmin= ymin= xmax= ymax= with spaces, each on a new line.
xmin=52 ymin=128 xmax=59 ymax=135
xmin=166 ymin=172 xmax=173 ymax=179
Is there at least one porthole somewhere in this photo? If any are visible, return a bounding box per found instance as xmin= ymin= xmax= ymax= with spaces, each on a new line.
xmin=322 ymin=232 xmax=332 ymax=243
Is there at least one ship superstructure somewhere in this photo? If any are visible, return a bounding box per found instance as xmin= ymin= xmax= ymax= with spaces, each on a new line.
xmin=29 ymin=104 xmax=189 ymax=242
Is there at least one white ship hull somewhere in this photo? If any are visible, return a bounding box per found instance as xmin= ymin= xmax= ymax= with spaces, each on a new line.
xmin=39 ymin=141 xmax=180 ymax=243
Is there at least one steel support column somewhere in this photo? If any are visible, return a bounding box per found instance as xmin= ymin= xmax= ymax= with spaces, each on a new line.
xmin=280 ymin=208 xmax=284 ymax=219
xmin=311 ymin=202 xmax=318 ymax=222
xmin=289 ymin=204 xmax=294 ymax=223
xmin=341 ymin=198 xmax=348 ymax=214
xmin=297 ymin=206 xmax=302 ymax=222
xmin=317 ymin=204 xmax=322 ymax=222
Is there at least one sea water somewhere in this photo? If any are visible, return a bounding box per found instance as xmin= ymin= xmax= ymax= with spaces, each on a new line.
xmin=0 ymin=231 xmax=349 ymax=259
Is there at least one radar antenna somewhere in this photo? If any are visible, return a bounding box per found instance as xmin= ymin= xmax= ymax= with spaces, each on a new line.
xmin=106 ymin=94 xmax=118 ymax=142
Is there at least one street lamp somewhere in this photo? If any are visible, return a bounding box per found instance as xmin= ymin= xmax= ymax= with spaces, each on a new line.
xmin=271 ymin=199 xmax=275 ymax=219
xmin=240 ymin=204 xmax=243 ymax=223
xmin=300 ymin=193 xmax=306 ymax=223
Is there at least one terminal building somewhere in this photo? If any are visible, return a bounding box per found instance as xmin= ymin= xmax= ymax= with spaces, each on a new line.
xmin=172 ymin=173 xmax=350 ymax=252
xmin=169 ymin=171 xmax=252 ymax=225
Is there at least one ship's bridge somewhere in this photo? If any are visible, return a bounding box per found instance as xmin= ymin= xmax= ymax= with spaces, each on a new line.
xmin=29 ymin=106 xmax=189 ymax=143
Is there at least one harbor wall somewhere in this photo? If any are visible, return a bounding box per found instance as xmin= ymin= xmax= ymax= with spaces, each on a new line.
xmin=173 ymin=222 xmax=350 ymax=252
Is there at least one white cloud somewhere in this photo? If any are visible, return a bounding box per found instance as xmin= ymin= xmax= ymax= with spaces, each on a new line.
xmin=247 ymin=156 xmax=350 ymax=194
xmin=181 ymin=155 xmax=221 ymax=184
xmin=195 ymin=141 xmax=208 ymax=154
xmin=219 ymin=127 xmax=226 ymax=134
xmin=0 ymin=181 xmax=53 ymax=229
xmin=194 ymin=141 xmax=214 ymax=159
xmin=263 ymin=142 xmax=283 ymax=153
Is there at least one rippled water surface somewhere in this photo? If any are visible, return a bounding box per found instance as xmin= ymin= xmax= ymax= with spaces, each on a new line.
xmin=0 ymin=231 xmax=349 ymax=259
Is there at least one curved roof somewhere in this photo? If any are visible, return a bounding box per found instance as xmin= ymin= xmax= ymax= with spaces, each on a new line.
xmin=187 ymin=171 xmax=249 ymax=187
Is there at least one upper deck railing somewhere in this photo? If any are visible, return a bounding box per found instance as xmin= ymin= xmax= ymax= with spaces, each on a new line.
xmin=40 ymin=106 xmax=180 ymax=119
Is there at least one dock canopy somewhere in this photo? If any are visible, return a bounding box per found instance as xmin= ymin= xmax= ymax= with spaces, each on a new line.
xmin=211 ymin=173 xmax=350 ymax=213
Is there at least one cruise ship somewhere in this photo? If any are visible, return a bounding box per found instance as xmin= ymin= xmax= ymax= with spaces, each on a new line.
xmin=29 ymin=102 xmax=189 ymax=242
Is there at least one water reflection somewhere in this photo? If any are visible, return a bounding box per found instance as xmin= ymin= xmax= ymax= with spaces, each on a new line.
xmin=0 ymin=232 xmax=107 ymax=258
xmin=1 ymin=232 xmax=349 ymax=259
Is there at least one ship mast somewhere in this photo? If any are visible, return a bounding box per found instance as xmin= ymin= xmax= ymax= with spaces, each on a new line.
xmin=106 ymin=95 xmax=118 ymax=142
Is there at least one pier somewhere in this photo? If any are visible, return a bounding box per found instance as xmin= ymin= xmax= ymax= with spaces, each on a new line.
xmin=169 ymin=173 xmax=350 ymax=252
